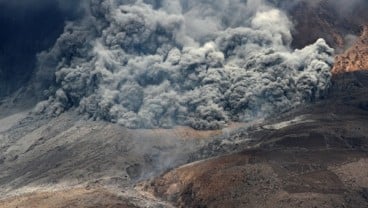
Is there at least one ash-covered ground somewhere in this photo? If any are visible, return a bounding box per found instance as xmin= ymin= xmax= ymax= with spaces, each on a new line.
xmin=0 ymin=0 xmax=368 ymax=207
xmin=0 ymin=68 xmax=367 ymax=208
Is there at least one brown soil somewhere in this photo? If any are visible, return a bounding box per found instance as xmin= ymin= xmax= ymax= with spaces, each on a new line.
xmin=1 ymin=2 xmax=368 ymax=206
xmin=0 ymin=188 xmax=138 ymax=208
xmin=148 ymin=150 xmax=368 ymax=208
xmin=332 ymin=26 xmax=368 ymax=73
xmin=146 ymin=71 xmax=368 ymax=208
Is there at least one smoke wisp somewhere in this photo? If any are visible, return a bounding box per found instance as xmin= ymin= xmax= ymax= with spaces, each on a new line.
xmin=34 ymin=0 xmax=334 ymax=129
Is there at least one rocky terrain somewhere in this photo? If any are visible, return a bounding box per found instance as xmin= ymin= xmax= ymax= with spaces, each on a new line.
xmin=0 ymin=0 xmax=368 ymax=208
xmin=0 ymin=71 xmax=367 ymax=208
xmin=288 ymin=0 xmax=368 ymax=74
xmin=146 ymin=71 xmax=368 ymax=208
xmin=332 ymin=26 xmax=368 ymax=74
xmin=288 ymin=0 xmax=368 ymax=51
xmin=0 ymin=99 xmax=236 ymax=207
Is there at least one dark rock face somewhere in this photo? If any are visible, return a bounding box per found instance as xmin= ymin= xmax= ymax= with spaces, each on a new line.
xmin=147 ymin=71 xmax=368 ymax=208
xmin=288 ymin=0 xmax=368 ymax=50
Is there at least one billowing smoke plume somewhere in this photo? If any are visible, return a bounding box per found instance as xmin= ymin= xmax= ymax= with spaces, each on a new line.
xmin=34 ymin=0 xmax=334 ymax=129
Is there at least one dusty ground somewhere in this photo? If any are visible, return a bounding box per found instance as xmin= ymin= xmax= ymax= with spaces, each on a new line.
xmin=0 ymin=70 xmax=367 ymax=207
xmin=0 ymin=1 xmax=368 ymax=207
xmin=146 ymin=71 xmax=368 ymax=208
xmin=148 ymin=151 xmax=368 ymax=208
xmin=0 ymin=188 xmax=139 ymax=208
xmin=0 ymin=72 xmax=367 ymax=207
xmin=0 ymin=101 xmax=240 ymax=207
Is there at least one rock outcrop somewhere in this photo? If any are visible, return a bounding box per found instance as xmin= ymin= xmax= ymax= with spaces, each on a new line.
xmin=332 ymin=26 xmax=368 ymax=74
xmin=146 ymin=71 xmax=368 ymax=208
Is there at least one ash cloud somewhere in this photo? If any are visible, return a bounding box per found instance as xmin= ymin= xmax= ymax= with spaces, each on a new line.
xmin=34 ymin=0 xmax=334 ymax=129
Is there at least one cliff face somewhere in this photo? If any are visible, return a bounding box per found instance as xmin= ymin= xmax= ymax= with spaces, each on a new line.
xmin=287 ymin=0 xmax=368 ymax=74
xmin=332 ymin=26 xmax=368 ymax=74
xmin=289 ymin=0 xmax=367 ymax=50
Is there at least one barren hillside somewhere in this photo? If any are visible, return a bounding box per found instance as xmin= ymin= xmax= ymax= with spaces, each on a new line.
xmin=0 ymin=0 xmax=368 ymax=207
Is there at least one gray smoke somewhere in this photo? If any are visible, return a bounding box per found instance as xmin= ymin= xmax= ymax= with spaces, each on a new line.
xmin=34 ymin=0 xmax=334 ymax=129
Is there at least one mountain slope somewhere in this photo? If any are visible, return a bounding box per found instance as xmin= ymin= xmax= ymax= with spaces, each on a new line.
xmin=1 ymin=1 xmax=368 ymax=207
xmin=333 ymin=26 xmax=368 ymax=73
xmin=147 ymin=71 xmax=368 ymax=208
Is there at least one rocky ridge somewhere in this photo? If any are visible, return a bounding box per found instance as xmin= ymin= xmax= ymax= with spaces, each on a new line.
xmin=332 ymin=26 xmax=368 ymax=74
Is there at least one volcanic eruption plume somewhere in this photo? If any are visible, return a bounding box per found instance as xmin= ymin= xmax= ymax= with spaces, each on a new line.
xmin=32 ymin=0 xmax=334 ymax=129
